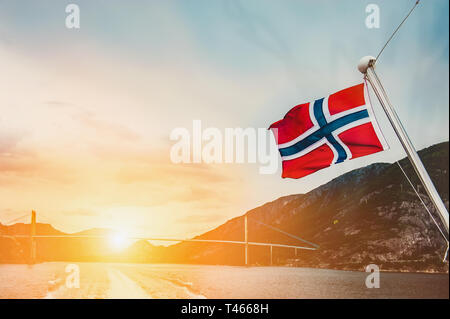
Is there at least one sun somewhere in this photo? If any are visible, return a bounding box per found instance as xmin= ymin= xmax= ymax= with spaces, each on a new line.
xmin=108 ymin=232 xmax=129 ymax=251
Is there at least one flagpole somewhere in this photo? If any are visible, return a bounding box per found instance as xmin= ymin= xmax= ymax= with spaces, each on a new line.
xmin=358 ymin=56 xmax=449 ymax=236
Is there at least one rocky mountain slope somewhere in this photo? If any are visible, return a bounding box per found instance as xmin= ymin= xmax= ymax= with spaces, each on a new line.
xmin=164 ymin=141 xmax=449 ymax=272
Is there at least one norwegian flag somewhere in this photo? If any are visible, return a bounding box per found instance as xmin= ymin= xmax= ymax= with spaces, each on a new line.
xmin=269 ymin=83 xmax=388 ymax=179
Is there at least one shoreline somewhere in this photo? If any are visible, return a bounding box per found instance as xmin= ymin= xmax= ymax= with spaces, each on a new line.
xmin=0 ymin=261 xmax=448 ymax=275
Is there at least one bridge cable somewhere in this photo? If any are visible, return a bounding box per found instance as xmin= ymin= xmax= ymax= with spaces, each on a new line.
xmin=1 ymin=213 xmax=30 ymax=226
xmin=396 ymin=161 xmax=449 ymax=262
xmin=252 ymin=219 xmax=319 ymax=249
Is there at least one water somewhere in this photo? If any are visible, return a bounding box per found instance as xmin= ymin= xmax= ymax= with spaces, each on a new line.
xmin=0 ymin=263 xmax=447 ymax=299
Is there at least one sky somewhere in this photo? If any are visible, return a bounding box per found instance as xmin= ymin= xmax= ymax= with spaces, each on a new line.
xmin=0 ymin=0 xmax=448 ymax=238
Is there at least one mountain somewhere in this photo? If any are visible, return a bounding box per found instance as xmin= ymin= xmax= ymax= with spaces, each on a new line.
xmin=0 ymin=223 xmax=64 ymax=263
xmin=1 ymin=142 xmax=448 ymax=272
xmin=0 ymin=222 xmax=65 ymax=236
xmin=163 ymin=141 xmax=449 ymax=272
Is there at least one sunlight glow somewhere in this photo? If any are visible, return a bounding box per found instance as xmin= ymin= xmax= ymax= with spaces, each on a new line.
xmin=108 ymin=232 xmax=129 ymax=251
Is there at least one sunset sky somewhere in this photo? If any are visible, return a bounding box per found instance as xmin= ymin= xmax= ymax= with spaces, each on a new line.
xmin=0 ymin=0 xmax=448 ymax=238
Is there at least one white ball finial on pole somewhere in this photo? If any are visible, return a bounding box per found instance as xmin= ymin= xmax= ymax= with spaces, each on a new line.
xmin=358 ymin=56 xmax=376 ymax=74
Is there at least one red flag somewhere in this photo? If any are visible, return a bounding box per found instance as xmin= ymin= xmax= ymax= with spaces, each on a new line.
xmin=269 ymin=83 xmax=388 ymax=179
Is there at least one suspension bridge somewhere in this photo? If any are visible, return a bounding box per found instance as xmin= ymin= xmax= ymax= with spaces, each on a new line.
xmin=0 ymin=210 xmax=319 ymax=265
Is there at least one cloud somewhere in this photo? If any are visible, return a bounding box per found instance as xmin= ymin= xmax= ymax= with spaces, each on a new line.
xmin=0 ymin=130 xmax=21 ymax=154
xmin=0 ymin=130 xmax=77 ymax=186
xmin=115 ymin=161 xmax=233 ymax=185
xmin=177 ymin=213 xmax=227 ymax=224
xmin=63 ymin=209 xmax=98 ymax=217
xmin=45 ymin=100 xmax=73 ymax=107
xmin=0 ymin=131 xmax=41 ymax=179
xmin=110 ymin=153 xmax=242 ymax=208
xmin=175 ymin=186 xmax=219 ymax=203
xmin=73 ymin=110 xmax=141 ymax=142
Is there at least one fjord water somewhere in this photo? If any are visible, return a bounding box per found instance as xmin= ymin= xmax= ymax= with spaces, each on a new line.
xmin=0 ymin=263 xmax=447 ymax=299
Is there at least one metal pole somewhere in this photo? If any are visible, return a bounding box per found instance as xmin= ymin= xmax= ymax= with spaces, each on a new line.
xmin=30 ymin=210 xmax=36 ymax=264
xmin=244 ymin=215 xmax=248 ymax=266
xmin=359 ymin=57 xmax=449 ymax=235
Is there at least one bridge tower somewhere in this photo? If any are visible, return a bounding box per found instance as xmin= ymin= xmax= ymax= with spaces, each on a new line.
xmin=30 ymin=210 xmax=36 ymax=264
xmin=270 ymin=245 xmax=273 ymax=266
xmin=244 ymin=215 xmax=248 ymax=266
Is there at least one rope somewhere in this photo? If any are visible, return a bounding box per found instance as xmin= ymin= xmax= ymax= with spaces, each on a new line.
xmin=354 ymin=83 xmax=449 ymax=262
xmin=375 ymin=0 xmax=420 ymax=62
xmin=252 ymin=219 xmax=319 ymax=249
xmin=444 ymin=242 xmax=449 ymax=262
xmin=363 ymin=78 xmax=447 ymax=242
xmin=396 ymin=161 xmax=449 ymax=245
